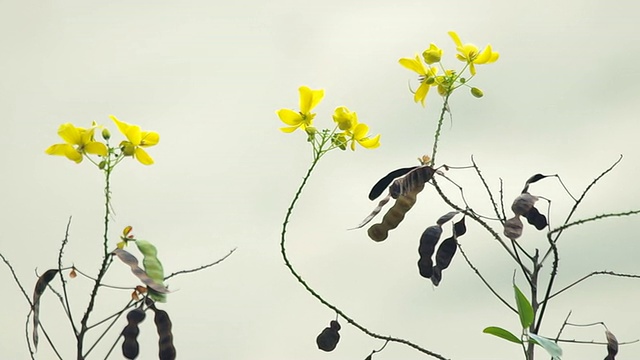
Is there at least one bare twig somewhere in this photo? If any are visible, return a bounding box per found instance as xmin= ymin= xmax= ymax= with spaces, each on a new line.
xmin=471 ymin=156 xmax=504 ymax=223
xmin=58 ymin=217 xmax=78 ymax=336
xmin=164 ymin=247 xmax=237 ymax=281
xmin=545 ymin=270 xmax=640 ymax=302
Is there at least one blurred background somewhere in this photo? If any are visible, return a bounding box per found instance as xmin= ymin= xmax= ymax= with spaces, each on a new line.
xmin=1 ymin=0 xmax=640 ymax=359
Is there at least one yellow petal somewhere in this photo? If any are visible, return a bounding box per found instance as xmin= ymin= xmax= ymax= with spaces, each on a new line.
xmin=110 ymin=115 xmax=130 ymax=138
xmin=279 ymin=126 xmax=298 ymax=133
xmin=358 ymin=134 xmax=381 ymax=149
xmin=277 ymin=109 xmax=303 ymax=126
xmin=414 ymin=82 xmax=430 ymax=106
xmin=58 ymin=123 xmax=84 ymax=146
xmin=45 ymin=144 xmax=82 ymax=163
xmin=84 ymin=141 xmax=108 ymax=156
xmin=448 ymin=31 xmax=463 ymax=47
xmin=298 ymin=86 xmax=324 ymax=114
xmin=475 ymin=45 xmax=495 ymax=64
xmin=125 ymin=124 xmax=142 ymax=146
xmin=134 ymin=147 xmax=154 ymax=165
xmin=140 ymin=131 xmax=159 ymax=147
xmin=399 ymin=56 xmax=426 ymax=75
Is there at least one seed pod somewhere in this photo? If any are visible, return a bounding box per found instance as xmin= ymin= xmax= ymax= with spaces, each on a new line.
xmin=122 ymin=308 xmax=146 ymax=359
xmin=417 ymin=257 xmax=434 ymax=278
xmin=316 ymin=320 xmax=340 ymax=352
xmin=418 ymin=225 xmax=442 ymax=257
xmin=153 ymin=309 xmax=176 ymax=360
xmin=367 ymin=185 xmax=423 ymax=241
xmin=504 ymin=216 xmax=523 ymax=240
xmin=430 ymin=266 xmax=442 ymax=286
xmin=525 ymin=206 xmax=547 ymax=230
xmin=435 ymin=237 xmax=457 ymax=270
xmin=389 ymin=166 xmax=434 ymax=199
xmin=605 ymin=330 xmax=618 ymax=360
xmin=436 ymin=211 xmax=458 ymax=226
xmin=511 ymin=193 xmax=538 ymax=216
xmin=368 ymin=167 xmax=418 ymax=200
xmin=453 ymin=217 xmax=467 ymax=238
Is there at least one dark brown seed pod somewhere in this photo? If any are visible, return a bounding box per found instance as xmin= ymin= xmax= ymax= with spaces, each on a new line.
xmin=504 ymin=216 xmax=523 ymax=240
xmin=367 ymin=185 xmax=423 ymax=241
xmin=436 ymin=211 xmax=459 ymax=226
xmin=435 ymin=237 xmax=457 ymax=270
xmin=430 ymin=266 xmax=442 ymax=286
xmin=418 ymin=225 xmax=442 ymax=257
xmin=453 ymin=217 xmax=466 ymax=238
xmin=389 ymin=166 xmax=434 ymax=199
xmin=122 ymin=308 xmax=146 ymax=359
xmin=316 ymin=321 xmax=340 ymax=352
xmin=511 ymin=193 xmax=538 ymax=216
xmin=368 ymin=166 xmax=418 ymax=200
xmin=417 ymin=257 xmax=434 ymax=278
xmin=605 ymin=330 xmax=618 ymax=360
xmin=154 ymin=309 xmax=176 ymax=360
xmin=525 ymin=206 xmax=547 ymax=230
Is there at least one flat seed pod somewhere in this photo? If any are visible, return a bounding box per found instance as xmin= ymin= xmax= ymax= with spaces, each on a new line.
xmin=352 ymin=194 xmax=391 ymax=230
xmin=435 ymin=237 xmax=457 ymax=270
xmin=367 ymin=189 xmax=422 ymax=241
xmin=367 ymin=224 xmax=389 ymax=242
xmin=605 ymin=330 xmax=618 ymax=360
xmin=112 ymin=249 xmax=170 ymax=294
xmin=525 ymin=206 xmax=547 ymax=230
xmin=431 ymin=266 xmax=442 ymax=286
xmin=316 ymin=323 xmax=340 ymax=352
xmin=453 ymin=217 xmax=467 ymax=238
xmin=32 ymin=269 xmax=59 ymax=349
xmin=368 ymin=166 xmax=417 ymax=200
xmin=436 ymin=211 xmax=459 ymax=226
xmin=122 ymin=308 xmax=146 ymax=360
xmin=418 ymin=225 xmax=442 ymax=257
xmin=504 ymin=216 xmax=523 ymax=240
xmin=417 ymin=257 xmax=434 ymax=278
xmin=153 ymin=309 xmax=176 ymax=360
xmin=511 ymin=193 xmax=538 ymax=216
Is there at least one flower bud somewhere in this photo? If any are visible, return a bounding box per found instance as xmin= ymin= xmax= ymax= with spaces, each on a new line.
xmin=122 ymin=143 xmax=136 ymax=156
xmin=422 ymin=43 xmax=443 ymax=64
xmin=98 ymin=160 xmax=106 ymax=170
xmin=101 ymin=128 xmax=111 ymax=140
xmin=471 ymin=87 xmax=484 ymax=98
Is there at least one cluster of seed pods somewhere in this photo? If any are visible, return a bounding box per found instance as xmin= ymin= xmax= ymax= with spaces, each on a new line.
xmin=417 ymin=212 xmax=466 ymax=286
xmin=316 ymin=320 xmax=341 ymax=352
xmin=121 ymin=302 xmax=176 ymax=360
xmin=122 ymin=308 xmax=146 ymax=359
xmin=354 ymin=165 xmax=435 ymax=241
xmin=503 ymin=174 xmax=549 ymax=240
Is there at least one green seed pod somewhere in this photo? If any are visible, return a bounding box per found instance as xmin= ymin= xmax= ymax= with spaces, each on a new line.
xmin=122 ymin=308 xmax=146 ymax=359
xmin=316 ymin=321 xmax=340 ymax=352
xmin=470 ymin=87 xmax=484 ymax=98
xmin=154 ymin=309 xmax=176 ymax=360
xmin=136 ymin=240 xmax=167 ymax=302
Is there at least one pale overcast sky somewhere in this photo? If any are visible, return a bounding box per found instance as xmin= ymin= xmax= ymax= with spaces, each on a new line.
xmin=2 ymin=1 xmax=640 ymax=359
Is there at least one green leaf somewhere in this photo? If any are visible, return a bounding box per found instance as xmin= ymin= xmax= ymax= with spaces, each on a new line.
xmin=514 ymin=284 xmax=534 ymax=329
xmin=528 ymin=333 xmax=562 ymax=359
xmin=483 ymin=326 xmax=522 ymax=344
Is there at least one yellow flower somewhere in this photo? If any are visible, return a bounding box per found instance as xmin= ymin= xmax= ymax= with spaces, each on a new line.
xmin=422 ymin=43 xmax=443 ymax=64
xmin=45 ymin=123 xmax=107 ymax=163
xmin=331 ymin=107 xmax=380 ymax=151
xmin=277 ymin=86 xmax=325 ymax=133
xmin=398 ymin=55 xmax=438 ymax=106
xmin=110 ymin=115 xmax=159 ymax=165
xmin=448 ymin=31 xmax=499 ymax=76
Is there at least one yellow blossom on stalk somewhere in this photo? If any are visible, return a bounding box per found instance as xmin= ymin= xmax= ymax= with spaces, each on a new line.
xmin=422 ymin=43 xmax=443 ymax=64
xmin=277 ymin=86 xmax=325 ymax=133
xmin=331 ymin=107 xmax=380 ymax=151
xmin=110 ymin=115 xmax=159 ymax=165
xmin=448 ymin=31 xmax=499 ymax=76
xmin=45 ymin=123 xmax=107 ymax=163
xmin=398 ymin=55 xmax=438 ymax=106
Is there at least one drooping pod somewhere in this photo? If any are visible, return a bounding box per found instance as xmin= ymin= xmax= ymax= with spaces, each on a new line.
xmin=122 ymin=308 xmax=146 ymax=359
xmin=417 ymin=225 xmax=442 ymax=279
xmin=153 ymin=309 xmax=177 ymax=360
xmin=504 ymin=216 xmax=524 ymax=240
xmin=368 ymin=182 xmax=424 ymax=241
xmin=316 ymin=320 xmax=341 ymax=352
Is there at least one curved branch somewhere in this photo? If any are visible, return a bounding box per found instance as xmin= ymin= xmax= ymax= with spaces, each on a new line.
xmin=164 ymin=248 xmax=236 ymax=281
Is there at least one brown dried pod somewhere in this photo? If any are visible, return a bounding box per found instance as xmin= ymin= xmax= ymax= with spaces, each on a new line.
xmin=368 ymin=166 xmax=418 ymax=200
xmin=153 ymin=309 xmax=176 ymax=360
xmin=316 ymin=321 xmax=341 ymax=352
xmin=504 ymin=216 xmax=523 ymax=240
xmin=418 ymin=225 xmax=442 ymax=257
xmin=32 ymin=269 xmax=59 ymax=349
xmin=367 ymin=185 xmax=423 ymax=241
xmin=435 ymin=237 xmax=457 ymax=270
xmin=525 ymin=206 xmax=547 ymax=230
xmin=511 ymin=193 xmax=538 ymax=216
xmin=417 ymin=257 xmax=434 ymax=278
xmin=430 ymin=266 xmax=442 ymax=286
xmin=436 ymin=211 xmax=459 ymax=226
xmin=453 ymin=217 xmax=466 ymax=238
xmin=388 ymin=165 xmax=434 ymax=199
xmin=122 ymin=308 xmax=146 ymax=359
xmin=605 ymin=330 xmax=618 ymax=360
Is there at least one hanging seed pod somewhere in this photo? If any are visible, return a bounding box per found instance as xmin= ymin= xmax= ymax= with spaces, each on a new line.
xmin=511 ymin=193 xmax=538 ymax=216
xmin=316 ymin=320 xmax=341 ymax=352
xmin=430 ymin=266 xmax=442 ymax=286
xmin=504 ymin=216 xmax=523 ymax=240
xmin=435 ymin=237 xmax=457 ymax=270
xmin=453 ymin=217 xmax=467 ymax=238
xmin=436 ymin=211 xmax=459 ymax=226
xmin=367 ymin=184 xmax=423 ymax=241
xmin=153 ymin=309 xmax=176 ymax=360
xmin=368 ymin=166 xmax=418 ymax=200
xmin=32 ymin=269 xmax=59 ymax=350
xmin=417 ymin=257 xmax=434 ymax=278
xmin=604 ymin=330 xmax=618 ymax=360
xmin=122 ymin=308 xmax=146 ymax=359
xmin=525 ymin=206 xmax=547 ymax=230
xmin=418 ymin=225 xmax=442 ymax=257
xmin=389 ymin=166 xmax=434 ymax=199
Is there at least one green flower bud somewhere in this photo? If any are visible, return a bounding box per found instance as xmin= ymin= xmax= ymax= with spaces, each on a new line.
xmin=122 ymin=143 xmax=136 ymax=156
xmin=98 ymin=160 xmax=106 ymax=170
xmin=470 ymin=87 xmax=484 ymax=98
xmin=101 ymin=128 xmax=111 ymax=140
xmin=422 ymin=44 xmax=443 ymax=64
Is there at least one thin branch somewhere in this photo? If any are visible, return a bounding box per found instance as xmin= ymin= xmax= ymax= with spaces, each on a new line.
xmin=0 ymin=252 xmax=32 ymax=306
xmin=534 ymin=232 xmax=559 ymax=334
xmin=471 ymin=155 xmax=504 ymax=223
xmin=546 ymin=270 xmax=640 ymax=302
xmin=24 ymin=312 xmax=36 ymax=360
xmin=547 ymin=210 xmax=640 ymax=237
xmin=84 ymin=299 xmax=137 ymax=358
xmin=164 ymin=247 xmax=236 ymax=281
xmin=554 ymin=310 xmax=572 ymax=342
xmin=58 ymin=217 xmax=78 ymax=336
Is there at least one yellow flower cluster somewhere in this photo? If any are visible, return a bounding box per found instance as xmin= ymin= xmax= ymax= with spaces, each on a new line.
xmin=277 ymin=86 xmax=380 ymax=151
xmin=399 ymin=31 xmax=499 ymax=106
xmin=45 ymin=116 xmax=159 ymax=165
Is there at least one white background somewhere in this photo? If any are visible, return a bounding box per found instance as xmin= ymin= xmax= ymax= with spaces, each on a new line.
xmin=2 ymin=0 xmax=640 ymax=359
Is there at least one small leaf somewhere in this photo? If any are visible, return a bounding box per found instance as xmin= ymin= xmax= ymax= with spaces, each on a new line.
xmin=528 ymin=333 xmax=562 ymax=359
xmin=32 ymin=269 xmax=59 ymax=350
xmin=482 ymin=326 xmax=522 ymax=344
xmin=514 ymin=285 xmax=534 ymax=329
xmin=368 ymin=167 xmax=417 ymax=200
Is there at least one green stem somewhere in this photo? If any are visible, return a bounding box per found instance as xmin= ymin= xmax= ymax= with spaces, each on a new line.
xmin=280 ymin=152 xmax=449 ymax=360
xmin=430 ymin=93 xmax=452 ymax=166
